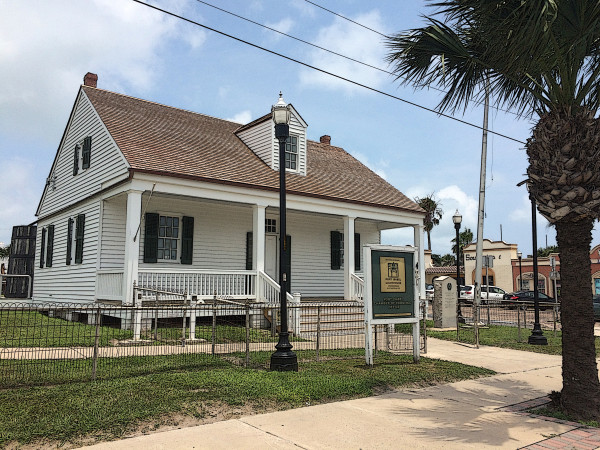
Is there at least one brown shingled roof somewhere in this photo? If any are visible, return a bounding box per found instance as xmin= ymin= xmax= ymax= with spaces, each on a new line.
xmin=83 ymin=86 xmax=423 ymax=214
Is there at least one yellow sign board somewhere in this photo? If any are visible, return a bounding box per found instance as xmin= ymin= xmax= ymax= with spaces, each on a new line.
xmin=379 ymin=257 xmax=406 ymax=293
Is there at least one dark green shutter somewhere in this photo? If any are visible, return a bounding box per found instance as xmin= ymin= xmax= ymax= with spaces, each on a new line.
xmin=75 ymin=215 xmax=85 ymax=264
xmin=354 ymin=233 xmax=361 ymax=271
xmin=46 ymin=225 xmax=54 ymax=268
xmin=284 ymin=235 xmax=291 ymax=293
xmin=73 ymin=144 xmax=80 ymax=175
xmin=246 ymin=232 xmax=253 ymax=270
xmin=143 ymin=213 xmax=159 ymax=263
xmin=40 ymin=228 xmax=46 ymax=268
xmin=331 ymin=231 xmax=341 ymax=270
xmin=181 ymin=216 xmax=194 ymax=265
xmin=82 ymin=136 xmax=91 ymax=169
xmin=66 ymin=218 xmax=73 ymax=265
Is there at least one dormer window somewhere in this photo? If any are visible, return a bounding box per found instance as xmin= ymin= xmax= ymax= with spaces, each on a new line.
xmin=285 ymin=136 xmax=298 ymax=171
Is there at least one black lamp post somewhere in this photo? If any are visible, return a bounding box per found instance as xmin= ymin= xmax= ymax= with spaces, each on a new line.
xmin=453 ymin=210 xmax=464 ymax=323
xmin=517 ymin=251 xmax=522 ymax=291
xmin=527 ymin=191 xmax=548 ymax=345
xmin=270 ymin=93 xmax=298 ymax=371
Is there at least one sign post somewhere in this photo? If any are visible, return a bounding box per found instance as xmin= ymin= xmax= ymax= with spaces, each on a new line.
xmin=364 ymin=245 xmax=420 ymax=365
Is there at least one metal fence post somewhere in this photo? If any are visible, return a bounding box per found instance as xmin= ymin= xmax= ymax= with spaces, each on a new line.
xmin=245 ymin=303 xmax=250 ymax=368
xmin=422 ymin=300 xmax=427 ymax=354
xmin=189 ymin=296 xmax=197 ymax=340
xmin=91 ymin=306 xmax=101 ymax=381
xmin=517 ymin=305 xmax=522 ymax=342
xmin=154 ymin=290 xmax=159 ymax=341
xmin=316 ymin=305 xmax=321 ymax=362
xmin=553 ymin=305 xmax=558 ymax=338
xmin=181 ymin=294 xmax=187 ymax=347
xmin=212 ymin=295 xmax=217 ymax=356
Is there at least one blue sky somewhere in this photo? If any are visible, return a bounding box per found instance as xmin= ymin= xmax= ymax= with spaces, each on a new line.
xmin=1 ymin=0 xmax=597 ymax=255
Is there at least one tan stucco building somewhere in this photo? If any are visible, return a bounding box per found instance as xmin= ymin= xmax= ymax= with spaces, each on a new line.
xmin=463 ymin=240 xmax=519 ymax=293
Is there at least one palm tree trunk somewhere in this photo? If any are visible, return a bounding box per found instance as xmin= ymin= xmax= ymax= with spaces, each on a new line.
xmin=556 ymin=218 xmax=600 ymax=420
xmin=427 ymin=230 xmax=431 ymax=251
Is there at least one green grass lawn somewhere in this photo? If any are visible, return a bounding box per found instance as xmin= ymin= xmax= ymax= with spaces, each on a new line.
xmin=418 ymin=320 xmax=600 ymax=356
xmin=0 ymin=350 xmax=494 ymax=447
xmin=0 ymin=310 xmax=300 ymax=347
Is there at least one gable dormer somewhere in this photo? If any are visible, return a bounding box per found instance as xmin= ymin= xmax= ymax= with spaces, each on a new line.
xmin=236 ymin=99 xmax=308 ymax=176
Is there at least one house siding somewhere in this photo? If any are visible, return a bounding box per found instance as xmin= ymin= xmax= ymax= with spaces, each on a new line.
xmin=287 ymin=213 xmax=379 ymax=297
xmin=135 ymin=195 xmax=378 ymax=297
xmin=100 ymin=194 xmax=127 ymax=269
xmin=272 ymin=113 xmax=307 ymax=176
xmin=38 ymin=91 xmax=129 ymax=218
xmin=33 ymin=199 xmax=100 ymax=303
xmin=236 ymin=120 xmax=273 ymax=168
xmin=138 ymin=196 xmax=252 ymax=271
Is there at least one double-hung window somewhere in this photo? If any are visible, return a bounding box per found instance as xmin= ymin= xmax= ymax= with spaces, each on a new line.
xmin=144 ymin=213 xmax=193 ymax=264
xmin=158 ymin=215 xmax=179 ymax=261
xmin=285 ymin=136 xmax=298 ymax=170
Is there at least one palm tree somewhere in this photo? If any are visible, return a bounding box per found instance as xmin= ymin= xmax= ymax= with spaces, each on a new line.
xmin=451 ymin=228 xmax=474 ymax=265
xmin=439 ymin=253 xmax=456 ymax=266
xmin=386 ymin=1 xmax=600 ymax=420
xmin=415 ymin=194 xmax=443 ymax=251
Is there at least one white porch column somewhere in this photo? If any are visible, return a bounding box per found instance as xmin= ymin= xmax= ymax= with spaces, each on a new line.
xmin=344 ymin=216 xmax=355 ymax=300
xmin=252 ymin=205 xmax=266 ymax=272
xmin=414 ymin=224 xmax=426 ymax=300
xmin=123 ymin=190 xmax=143 ymax=305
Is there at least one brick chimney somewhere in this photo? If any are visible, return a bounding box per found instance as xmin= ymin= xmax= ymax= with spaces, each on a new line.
xmin=320 ymin=135 xmax=331 ymax=145
xmin=83 ymin=72 xmax=98 ymax=88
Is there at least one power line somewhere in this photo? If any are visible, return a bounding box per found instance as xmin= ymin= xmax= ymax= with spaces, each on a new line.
xmin=303 ymin=0 xmax=389 ymax=38
xmin=301 ymin=0 xmax=520 ymax=118
xmin=195 ymin=0 xmax=391 ymax=77
xmin=131 ymin=0 xmax=525 ymax=145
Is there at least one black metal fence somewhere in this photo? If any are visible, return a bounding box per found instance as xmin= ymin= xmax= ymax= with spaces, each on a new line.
xmin=0 ymin=299 xmax=425 ymax=387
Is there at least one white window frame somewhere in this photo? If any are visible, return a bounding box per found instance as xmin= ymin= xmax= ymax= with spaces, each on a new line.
xmin=285 ymin=135 xmax=299 ymax=172
xmin=157 ymin=213 xmax=182 ymax=263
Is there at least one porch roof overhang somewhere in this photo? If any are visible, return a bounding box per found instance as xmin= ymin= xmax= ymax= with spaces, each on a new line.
xmin=102 ymin=172 xmax=424 ymax=229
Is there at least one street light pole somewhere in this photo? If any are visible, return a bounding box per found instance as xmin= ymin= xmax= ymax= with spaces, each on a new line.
xmin=453 ymin=210 xmax=464 ymax=324
xmin=517 ymin=251 xmax=522 ymax=292
xmin=270 ymin=93 xmax=298 ymax=371
xmin=527 ymin=192 xmax=548 ymax=346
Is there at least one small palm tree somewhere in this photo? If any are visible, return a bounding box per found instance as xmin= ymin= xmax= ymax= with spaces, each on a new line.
xmin=451 ymin=228 xmax=474 ymax=264
xmin=387 ymin=0 xmax=600 ymax=420
xmin=415 ymin=194 xmax=443 ymax=251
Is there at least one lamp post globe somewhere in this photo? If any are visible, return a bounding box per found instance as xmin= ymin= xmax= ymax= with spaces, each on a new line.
xmin=452 ymin=210 xmax=464 ymax=323
xmin=270 ymin=93 xmax=298 ymax=371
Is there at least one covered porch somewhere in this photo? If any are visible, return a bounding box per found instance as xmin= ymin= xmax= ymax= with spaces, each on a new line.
xmin=94 ymin=180 xmax=425 ymax=306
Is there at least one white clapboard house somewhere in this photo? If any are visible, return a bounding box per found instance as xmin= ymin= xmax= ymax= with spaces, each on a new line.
xmin=33 ymin=73 xmax=426 ymax=310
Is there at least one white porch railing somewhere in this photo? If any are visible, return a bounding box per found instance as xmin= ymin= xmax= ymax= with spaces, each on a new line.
xmin=96 ymin=270 xmax=124 ymax=301
xmin=138 ymin=269 xmax=256 ymax=300
xmin=350 ymin=273 xmax=364 ymax=302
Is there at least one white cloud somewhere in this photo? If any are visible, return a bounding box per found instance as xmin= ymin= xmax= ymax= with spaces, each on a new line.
xmin=350 ymin=151 xmax=388 ymax=180
xmin=290 ymin=0 xmax=317 ymax=17
xmin=299 ymin=10 xmax=388 ymax=92
xmin=264 ymin=18 xmax=295 ymax=37
xmin=0 ymin=0 xmax=205 ymax=144
xmin=225 ymin=110 xmax=253 ymax=124
xmin=0 ymin=158 xmax=39 ymax=243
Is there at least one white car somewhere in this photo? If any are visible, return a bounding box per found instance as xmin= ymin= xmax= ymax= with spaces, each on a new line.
xmin=461 ymin=285 xmax=506 ymax=304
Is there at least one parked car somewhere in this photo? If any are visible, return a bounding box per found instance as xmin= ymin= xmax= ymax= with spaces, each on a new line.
xmin=460 ymin=285 xmax=475 ymax=302
xmin=460 ymin=285 xmax=505 ymax=304
xmin=425 ymin=284 xmax=434 ymax=300
xmin=593 ymin=295 xmax=600 ymax=321
xmin=479 ymin=286 xmax=507 ymax=304
xmin=503 ymin=291 xmax=556 ymax=310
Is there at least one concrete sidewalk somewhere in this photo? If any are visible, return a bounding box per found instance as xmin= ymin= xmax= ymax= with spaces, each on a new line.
xmin=83 ymin=338 xmax=600 ymax=450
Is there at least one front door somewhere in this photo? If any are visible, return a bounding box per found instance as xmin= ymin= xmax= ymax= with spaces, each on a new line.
xmin=265 ymin=235 xmax=278 ymax=282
